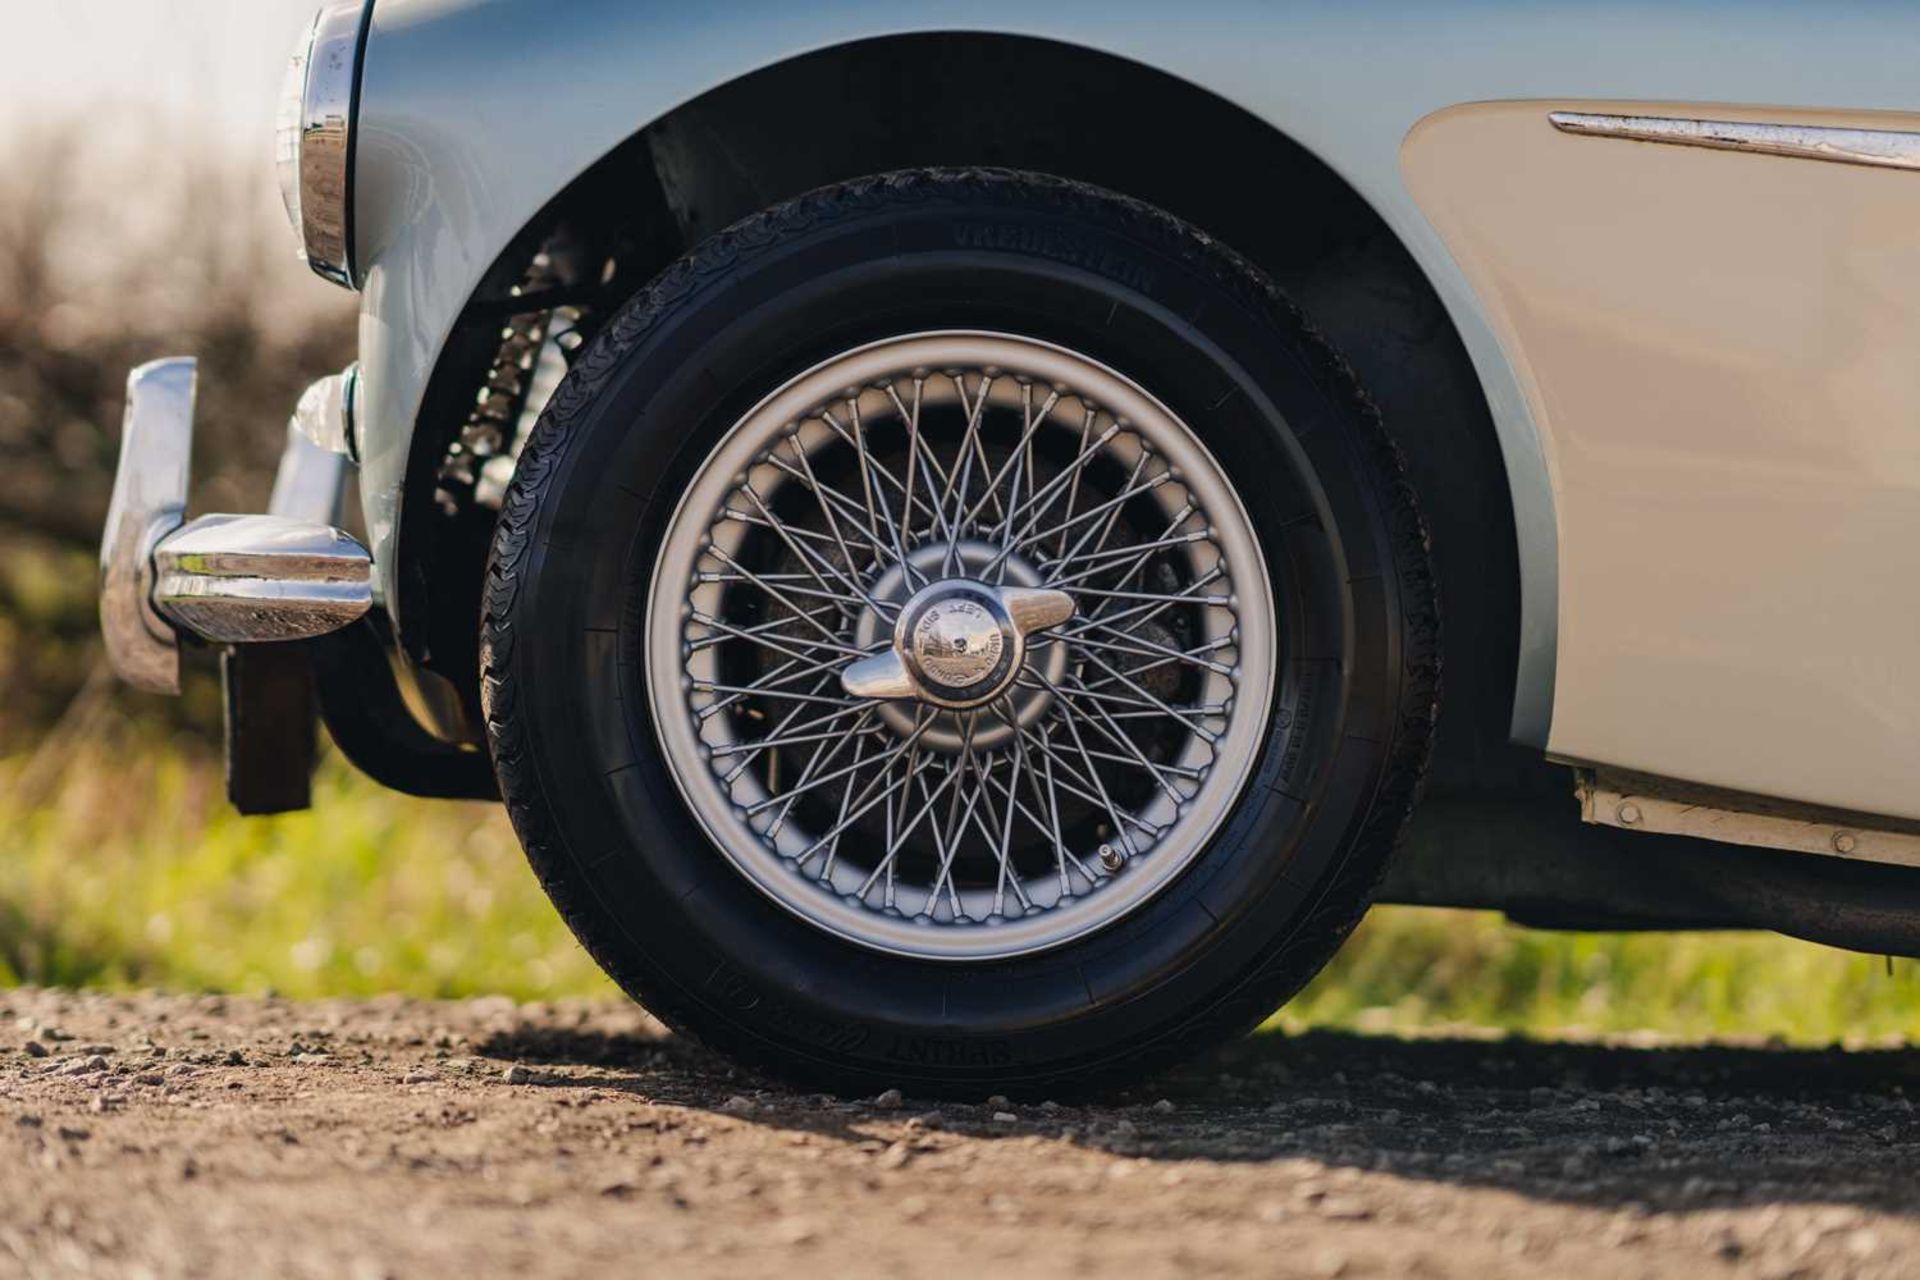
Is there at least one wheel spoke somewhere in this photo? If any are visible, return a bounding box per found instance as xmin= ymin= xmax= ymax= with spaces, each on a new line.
xmin=1000 ymin=694 xmax=1084 ymax=896
xmin=848 ymin=396 xmax=923 ymax=588
xmin=689 ymin=608 xmax=874 ymax=664
xmin=719 ymin=699 xmax=881 ymax=784
xmin=1013 ymin=672 xmax=1228 ymax=720
xmin=1043 ymin=628 xmax=1235 ymax=677
xmin=917 ymin=716 xmax=983 ymax=920
xmin=696 ymin=680 xmax=874 ymax=710
xmin=958 ymin=383 xmax=1057 ymax=537
xmin=1030 ymin=668 xmax=1191 ymax=801
xmin=814 ymin=403 xmax=915 ymax=506
xmin=858 ymin=738 xmax=969 ymax=898
xmin=767 ymin=446 xmax=900 ymax=574
xmin=1039 ymin=693 xmax=1139 ymax=856
xmin=696 ymin=571 xmax=870 ymax=611
xmin=986 ymin=420 xmax=1123 ymax=562
xmin=1041 ymin=527 xmax=1207 ymax=586
xmin=979 ymin=705 xmax=1031 ymax=915
xmin=1063 ymin=652 xmax=1223 ymax=744
xmin=1044 ymin=447 xmax=1148 ymax=572
xmin=1057 ymin=567 xmax=1230 ymax=629
xmin=705 ymin=545 xmax=868 ymax=649
xmin=1007 ymin=718 xmax=1162 ymax=842
xmin=766 ymin=705 xmax=882 ymax=838
xmin=793 ymin=711 xmax=937 ymax=860
xmin=884 ymin=379 xmax=933 ymax=587
xmin=696 ymin=654 xmax=844 ymax=722
xmin=817 ymin=729 xmax=875 ymax=880
xmin=741 ymin=483 xmax=890 ymax=617
xmin=939 ymin=372 xmax=995 ymax=575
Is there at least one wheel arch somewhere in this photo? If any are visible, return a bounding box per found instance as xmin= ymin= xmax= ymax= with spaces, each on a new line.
xmin=380 ymin=30 xmax=1546 ymax=799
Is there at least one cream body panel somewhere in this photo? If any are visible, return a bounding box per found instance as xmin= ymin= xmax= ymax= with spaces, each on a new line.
xmin=1404 ymin=102 xmax=1920 ymax=820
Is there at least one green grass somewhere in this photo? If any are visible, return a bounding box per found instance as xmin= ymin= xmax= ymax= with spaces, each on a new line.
xmin=0 ymin=747 xmax=613 ymax=1000
xmin=2 ymin=745 xmax=1915 ymax=1044
xmin=1279 ymin=905 xmax=1920 ymax=1046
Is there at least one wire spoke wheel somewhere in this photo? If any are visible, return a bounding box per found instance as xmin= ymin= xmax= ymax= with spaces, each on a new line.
xmin=648 ymin=332 xmax=1275 ymax=960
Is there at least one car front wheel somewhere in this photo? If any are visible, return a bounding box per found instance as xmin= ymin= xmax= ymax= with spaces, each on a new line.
xmin=481 ymin=168 xmax=1437 ymax=1096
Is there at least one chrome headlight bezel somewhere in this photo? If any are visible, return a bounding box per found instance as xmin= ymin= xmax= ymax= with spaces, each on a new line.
xmin=275 ymin=4 xmax=369 ymax=288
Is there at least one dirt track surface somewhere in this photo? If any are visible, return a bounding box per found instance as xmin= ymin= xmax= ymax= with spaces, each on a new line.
xmin=3 ymin=990 xmax=1919 ymax=1279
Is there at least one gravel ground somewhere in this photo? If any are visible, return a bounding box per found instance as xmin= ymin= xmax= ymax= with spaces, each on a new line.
xmin=2 ymin=989 xmax=1918 ymax=1279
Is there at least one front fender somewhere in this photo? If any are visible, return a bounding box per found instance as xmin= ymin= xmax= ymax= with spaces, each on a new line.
xmin=353 ymin=0 xmax=1920 ymax=774
xmin=352 ymin=0 xmax=1567 ymax=746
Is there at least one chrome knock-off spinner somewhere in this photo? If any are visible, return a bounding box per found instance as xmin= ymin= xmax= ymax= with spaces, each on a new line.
xmin=841 ymin=579 xmax=1075 ymax=708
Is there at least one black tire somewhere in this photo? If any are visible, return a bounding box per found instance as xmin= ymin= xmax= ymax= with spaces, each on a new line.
xmin=481 ymin=168 xmax=1437 ymax=1098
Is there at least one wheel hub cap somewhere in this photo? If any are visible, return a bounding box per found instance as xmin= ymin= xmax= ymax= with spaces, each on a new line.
xmin=907 ymin=588 xmax=1006 ymax=694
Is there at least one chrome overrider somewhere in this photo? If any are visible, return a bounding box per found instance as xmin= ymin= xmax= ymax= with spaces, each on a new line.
xmin=99 ymin=358 xmax=373 ymax=695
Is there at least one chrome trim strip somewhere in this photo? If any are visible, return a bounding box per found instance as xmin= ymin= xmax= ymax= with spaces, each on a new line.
xmin=1580 ymin=768 xmax=1920 ymax=870
xmin=99 ymin=358 xmax=197 ymax=695
xmin=1550 ymin=111 xmax=1920 ymax=173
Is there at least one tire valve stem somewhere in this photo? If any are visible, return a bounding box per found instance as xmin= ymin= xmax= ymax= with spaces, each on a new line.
xmin=1098 ymin=843 xmax=1124 ymax=873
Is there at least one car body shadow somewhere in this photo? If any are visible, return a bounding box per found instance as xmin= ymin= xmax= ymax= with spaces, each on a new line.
xmin=476 ymin=1022 xmax=1920 ymax=1217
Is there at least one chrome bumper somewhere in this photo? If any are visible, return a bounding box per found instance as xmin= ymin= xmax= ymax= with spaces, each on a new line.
xmin=100 ymin=358 xmax=372 ymax=694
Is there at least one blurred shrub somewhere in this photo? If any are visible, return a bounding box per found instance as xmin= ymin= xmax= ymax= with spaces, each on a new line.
xmin=0 ymin=119 xmax=355 ymax=753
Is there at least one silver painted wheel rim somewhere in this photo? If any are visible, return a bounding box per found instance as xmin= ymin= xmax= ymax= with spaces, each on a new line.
xmin=646 ymin=332 xmax=1274 ymax=961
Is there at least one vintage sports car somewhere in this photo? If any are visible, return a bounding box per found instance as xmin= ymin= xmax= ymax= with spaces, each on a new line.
xmin=100 ymin=1 xmax=1920 ymax=1094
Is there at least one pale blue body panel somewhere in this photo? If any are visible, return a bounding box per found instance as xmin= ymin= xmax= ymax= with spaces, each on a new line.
xmin=348 ymin=0 xmax=1920 ymax=755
